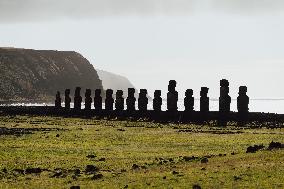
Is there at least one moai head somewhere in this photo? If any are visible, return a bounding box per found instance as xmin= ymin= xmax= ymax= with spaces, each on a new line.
xmin=185 ymin=89 xmax=193 ymax=97
xmin=75 ymin=87 xmax=81 ymax=96
xmin=65 ymin=89 xmax=70 ymax=96
xmin=168 ymin=80 xmax=177 ymax=92
xmin=85 ymin=89 xmax=92 ymax=110
xmin=238 ymin=86 xmax=249 ymax=114
xmin=64 ymin=89 xmax=71 ymax=109
xmin=116 ymin=90 xmax=123 ymax=98
xmin=140 ymin=89 xmax=147 ymax=97
xmin=239 ymin=86 xmax=247 ymax=95
xmin=128 ymin=88 xmax=135 ymax=97
xmin=106 ymin=89 xmax=113 ymax=98
xmin=56 ymin=91 xmax=61 ymax=98
xmin=105 ymin=89 xmax=114 ymax=111
xmin=55 ymin=91 xmax=62 ymax=108
xmin=85 ymin=89 xmax=91 ymax=98
xmin=200 ymin=87 xmax=209 ymax=97
xmin=95 ymin=89 xmax=101 ymax=96
xmin=153 ymin=90 xmax=162 ymax=111
xmin=154 ymin=90 xmax=161 ymax=98
xmin=220 ymin=79 xmax=229 ymax=88
xmin=139 ymin=89 xmax=148 ymax=111
xmin=220 ymin=79 xmax=229 ymax=94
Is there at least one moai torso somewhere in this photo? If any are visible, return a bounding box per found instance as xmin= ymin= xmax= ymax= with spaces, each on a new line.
xmin=94 ymin=89 xmax=102 ymax=110
xmin=105 ymin=89 xmax=114 ymax=111
xmin=65 ymin=89 xmax=71 ymax=109
xmin=138 ymin=89 xmax=148 ymax=112
xmin=167 ymin=80 xmax=178 ymax=111
xmin=237 ymin=86 xmax=249 ymax=113
xmin=200 ymin=87 xmax=209 ymax=112
xmin=115 ymin=90 xmax=124 ymax=111
xmin=55 ymin=91 xmax=62 ymax=109
xmin=85 ymin=89 xmax=92 ymax=110
xmin=184 ymin=89 xmax=194 ymax=112
xmin=126 ymin=88 xmax=136 ymax=111
xmin=153 ymin=90 xmax=162 ymax=111
xmin=74 ymin=87 xmax=82 ymax=110
xmin=219 ymin=79 xmax=231 ymax=113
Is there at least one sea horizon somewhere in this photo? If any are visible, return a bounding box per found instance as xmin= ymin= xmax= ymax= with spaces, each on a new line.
xmin=1 ymin=98 xmax=284 ymax=114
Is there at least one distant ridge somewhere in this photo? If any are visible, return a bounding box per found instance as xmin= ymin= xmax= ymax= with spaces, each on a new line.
xmin=97 ymin=69 xmax=139 ymax=98
xmin=97 ymin=69 xmax=153 ymax=100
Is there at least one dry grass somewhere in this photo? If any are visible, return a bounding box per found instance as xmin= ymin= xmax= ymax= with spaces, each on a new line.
xmin=0 ymin=115 xmax=283 ymax=188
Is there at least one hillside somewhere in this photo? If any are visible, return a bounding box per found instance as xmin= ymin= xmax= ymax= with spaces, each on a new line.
xmin=97 ymin=69 xmax=138 ymax=98
xmin=0 ymin=48 xmax=103 ymax=103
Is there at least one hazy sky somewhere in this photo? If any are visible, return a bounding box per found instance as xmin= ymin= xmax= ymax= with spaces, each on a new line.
xmin=0 ymin=0 xmax=283 ymax=99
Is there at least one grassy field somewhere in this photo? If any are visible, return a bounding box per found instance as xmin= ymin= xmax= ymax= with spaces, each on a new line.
xmin=0 ymin=115 xmax=283 ymax=189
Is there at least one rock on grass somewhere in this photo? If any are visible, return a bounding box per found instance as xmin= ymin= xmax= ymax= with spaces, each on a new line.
xmin=183 ymin=156 xmax=197 ymax=162
xmin=268 ymin=141 xmax=284 ymax=150
xmin=85 ymin=165 xmax=99 ymax=174
xmin=192 ymin=184 xmax=201 ymax=189
xmin=86 ymin=155 xmax=96 ymax=159
xmin=92 ymin=173 xmax=103 ymax=180
xmin=172 ymin=171 xmax=179 ymax=175
xmin=201 ymin=158 xmax=208 ymax=163
xmin=98 ymin=158 xmax=106 ymax=161
xmin=246 ymin=144 xmax=265 ymax=153
xmin=25 ymin=168 xmax=42 ymax=174
xmin=70 ymin=186 xmax=80 ymax=189
xmin=132 ymin=164 xmax=140 ymax=170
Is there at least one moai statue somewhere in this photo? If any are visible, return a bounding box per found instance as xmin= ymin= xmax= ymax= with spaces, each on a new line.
xmin=55 ymin=91 xmax=62 ymax=109
xmin=184 ymin=89 xmax=194 ymax=112
xmin=115 ymin=90 xmax=124 ymax=111
xmin=219 ymin=79 xmax=231 ymax=113
xmin=105 ymin=89 xmax=114 ymax=111
xmin=85 ymin=89 xmax=92 ymax=110
xmin=237 ymin=86 xmax=249 ymax=113
xmin=126 ymin=88 xmax=136 ymax=111
xmin=167 ymin=80 xmax=178 ymax=112
xmin=65 ymin=89 xmax=71 ymax=110
xmin=74 ymin=87 xmax=82 ymax=110
xmin=138 ymin=89 xmax=148 ymax=112
xmin=94 ymin=89 xmax=102 ymax=110
xmin=153 ymin=90 xmax=162 ymax=111
xmin=200 ymin=87 xmax=209 ymax=113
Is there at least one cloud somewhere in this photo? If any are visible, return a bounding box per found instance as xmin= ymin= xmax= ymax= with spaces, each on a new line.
xmin=0 ymin=0 xmax=196 ymax=22
xmin=213 ymin=0 xmax=284 ymax=14
xmin=0 ymin=0 xmax=284 ymax=22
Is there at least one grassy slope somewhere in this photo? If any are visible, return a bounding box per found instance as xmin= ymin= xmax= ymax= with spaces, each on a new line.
xmin=0 ymin=116 xmax=283 ymax=189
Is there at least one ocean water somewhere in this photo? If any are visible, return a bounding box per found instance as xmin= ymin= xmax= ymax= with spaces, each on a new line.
xmin=2 ymin=99 xmax=284 ymax=114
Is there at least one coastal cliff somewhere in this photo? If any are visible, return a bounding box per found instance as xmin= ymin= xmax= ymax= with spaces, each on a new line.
xmin=0 ymin=48 xmax=103 ymax=103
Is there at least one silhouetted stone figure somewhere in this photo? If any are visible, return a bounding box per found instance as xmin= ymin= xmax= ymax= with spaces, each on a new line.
xmin=200 ymin=87 xmax=209 ymax=113
xmin=85 ymin=89 xmax=92 ymax=110
xmin=65 ymin=89 xmax=71 ymax=110
xmin=105 ymin=89 xmax=114 ymax=111
xmin=237 ymin=86 xmax=249 ymax=125
xmin=55 ymin=91 xmax=61 ymax=109
xmin=115 ymin=90 xmax=124 ymax=111
xmin=237 ymin=86 xmax=249 ymax=113
xmin=184 ymin=89 xmax=194 ymax=112
xmin=153 ymin=90 xmax=162 ymax=111
xmin=167 ymin=80 xmax=178 ymax=112
xmin=94 ymin=89 xmax=102 ymax=110
xmin=74 ymin=87 xmax=82 ymax=110
xmin=126 ymin=88 xmax=136 ymax=111
xmin=219 ymin=79 xmax=231 ymax=113
xmin=138 ymin=89 xmax=148 ymax=112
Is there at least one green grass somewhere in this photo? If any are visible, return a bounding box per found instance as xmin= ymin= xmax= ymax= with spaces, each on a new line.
xmin=0 ymin=115 xmax=283 ymax=189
